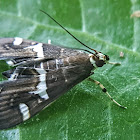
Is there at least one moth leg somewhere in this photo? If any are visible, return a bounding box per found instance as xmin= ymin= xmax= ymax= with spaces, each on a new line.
xmin=88 ymin=78 xmax=127 ymax=109
xmin=107 ymin=61 xmax=121 ymax=65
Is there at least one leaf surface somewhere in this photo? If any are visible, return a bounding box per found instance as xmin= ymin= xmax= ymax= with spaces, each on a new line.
xmin=0 ymin=0 xmax=140 ymax=140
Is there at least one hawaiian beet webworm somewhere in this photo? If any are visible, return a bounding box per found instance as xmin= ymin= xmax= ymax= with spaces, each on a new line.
xmin=0 ymin=10 xmax=126 ymax=130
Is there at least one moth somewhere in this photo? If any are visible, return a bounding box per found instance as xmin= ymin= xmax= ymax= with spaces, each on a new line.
xmin=0 ymin=10 xmax=126 ymax=130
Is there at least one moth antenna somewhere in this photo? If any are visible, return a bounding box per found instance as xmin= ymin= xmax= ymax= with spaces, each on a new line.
xmin=40 ymin=9 xmax=97 ymax=53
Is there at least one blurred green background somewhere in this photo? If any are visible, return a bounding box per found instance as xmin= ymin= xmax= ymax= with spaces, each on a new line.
xmin=0 ymin=0 xmax=140 ymax=139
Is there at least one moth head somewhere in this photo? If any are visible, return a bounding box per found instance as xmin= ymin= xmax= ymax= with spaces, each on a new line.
xmin=89 ymin=52 xmax=109 ymax=67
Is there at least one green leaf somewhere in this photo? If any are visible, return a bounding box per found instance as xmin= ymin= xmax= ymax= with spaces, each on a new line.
xmin=0 ymin=0 xmax=140 ymax=139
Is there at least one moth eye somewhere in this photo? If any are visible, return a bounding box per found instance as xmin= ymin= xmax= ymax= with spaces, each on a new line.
xmin=105 ymin=55 xmax=110 ymax=60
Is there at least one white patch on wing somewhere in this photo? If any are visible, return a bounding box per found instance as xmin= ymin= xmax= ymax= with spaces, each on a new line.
xmin=40 ymin=62 xmax=44 ymax=69
xmin=48 ymin=39 xmax=51 ymax=44
xmin=55 ymin=59 xmax=59 ymax=69
xmin=19 ymin=103 xmax=30 ymax=121
xmin=9 ymin=69 xmax=19 ymax=80
xmin=6 ymin=60 xmax=14 ymax=66
xmin=47 ymin=61 xmax=50 ymax=70
xmin=13 ymin=37 xmax=23 ymax=45
xmin=60 ymin=49 xmax=64 ymax=53
xmin=25 ymin=43 xmax=44 ymax=58
xmin=29 ymin=68 xmax=49 ymax=100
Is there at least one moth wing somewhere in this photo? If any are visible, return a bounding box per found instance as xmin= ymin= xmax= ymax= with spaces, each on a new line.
xmin=0 ymin=67 xmax=50 ymax=130
xmin=0 ymin=40 xmax=93 ymax=129
xmin=0 ymin=38 xmax=36 ymax=59
xmin=0 ymin=55 xmax=93 ymax=130
xmin=0 ymin=37 xmax=83 ymax=66
xmin=0 ymin=38 xmax=61 ymax=66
